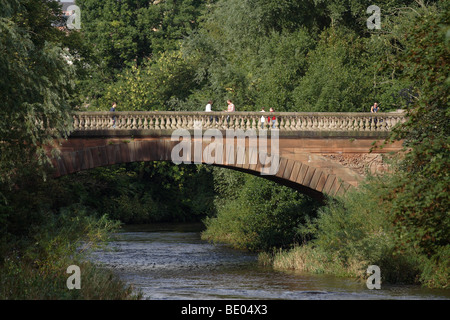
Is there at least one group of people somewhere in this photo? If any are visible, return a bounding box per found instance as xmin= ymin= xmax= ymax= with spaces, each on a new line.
xmin=109 ymin=100 xmax=380 ymax=130
xmin=205 ymin=100 xmax=276 ymax=129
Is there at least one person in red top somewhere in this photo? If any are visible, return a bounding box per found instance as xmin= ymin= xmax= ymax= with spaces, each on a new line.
xmin=268 ymin=107 xmax=276 ymax=128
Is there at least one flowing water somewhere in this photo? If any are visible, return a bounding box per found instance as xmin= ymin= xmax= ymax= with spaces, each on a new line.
xmin=90 ymin=223 xmax=450 ymax=300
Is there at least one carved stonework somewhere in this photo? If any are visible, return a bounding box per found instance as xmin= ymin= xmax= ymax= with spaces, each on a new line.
xmin=322 ymin=153 xmax=390 ymax=176
xmin=72 ymin=111 xmax=406 ymax=132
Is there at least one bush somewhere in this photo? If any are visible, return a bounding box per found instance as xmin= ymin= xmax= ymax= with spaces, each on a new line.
xmin=202 ymin=169 xmax=318 ymax=251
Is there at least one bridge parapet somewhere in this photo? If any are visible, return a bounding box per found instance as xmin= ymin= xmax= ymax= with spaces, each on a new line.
xmin=72 ymin=111 xmax=406 ymax=133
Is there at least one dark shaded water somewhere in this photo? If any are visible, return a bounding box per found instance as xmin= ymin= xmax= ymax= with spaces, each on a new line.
xmin=90 ymin=223 xmax=450 ymax=300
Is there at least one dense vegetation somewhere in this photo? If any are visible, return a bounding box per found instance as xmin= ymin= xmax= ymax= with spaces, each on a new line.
xmin=0 ymin=0 xmax=448 ymax=299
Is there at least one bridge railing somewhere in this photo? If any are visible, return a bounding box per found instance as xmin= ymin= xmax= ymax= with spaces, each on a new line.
xmin=72 ymin=111 xmax=406 ymax=132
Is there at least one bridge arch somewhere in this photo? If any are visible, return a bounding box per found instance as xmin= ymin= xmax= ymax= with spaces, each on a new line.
xmin=50 ymin=111 xmax=406 ymax=200
xmin=52 ymin=138 xmax=354 ymax=200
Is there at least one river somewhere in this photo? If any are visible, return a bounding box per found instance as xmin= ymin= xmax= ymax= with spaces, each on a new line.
xmin=89 ymin=223 xmax=450 ymax=301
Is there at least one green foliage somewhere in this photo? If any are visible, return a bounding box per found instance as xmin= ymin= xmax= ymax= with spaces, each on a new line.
xmin=0 ymin=169 xmax=139 ymax=299
xmin=271 ymin=175 xmax=426 ymax=285
xmin=384 ymin=3 xmax=450 ymax=262
xmin=202 ymin=168 xmax=318 ymax=251
xmin=0 ymin=0 xmax=75 ymax=188
xmin=77 ymin=0 xmax=206 ymax=70
xmin=53 ymin=162 xmax=216 ymax=224
xmin=74 ymin=0 xmax=208 ymax=109
xmin=92 ymin=50 xmax=198 ymax=111
xmin=292 ymin=28 xmax=374 ymax=112
xmin=0 ymin=211 xmax=139 ymax=300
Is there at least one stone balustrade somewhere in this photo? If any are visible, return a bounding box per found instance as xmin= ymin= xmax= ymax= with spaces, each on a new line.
xmin=72 ymin=111 xmax=406 ymax=133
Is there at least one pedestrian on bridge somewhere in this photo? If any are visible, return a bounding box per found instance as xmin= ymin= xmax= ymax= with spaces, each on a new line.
xmin=110 ymin=102 xmax=117 ymax=128
xmin=260 ymin=107 xmax=266 ymax=129
xmin=225 ymin=100 xmax=235 ymax=123
xmin=268 ymin=107 xmax=276 ymax=129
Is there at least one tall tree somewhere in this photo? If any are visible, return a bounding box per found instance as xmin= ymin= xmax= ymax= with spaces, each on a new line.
xmin=0 ymin=0 xmax=76 ymax=190
xmin=386 ymin=2 xmax=449 ymax=261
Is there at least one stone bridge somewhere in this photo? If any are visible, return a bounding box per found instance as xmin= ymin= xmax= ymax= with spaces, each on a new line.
xmin=51 ymin=111 xmax=405 ymax=199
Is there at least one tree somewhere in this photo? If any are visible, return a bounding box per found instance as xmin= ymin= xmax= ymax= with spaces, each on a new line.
xmin=292 ymin=28 xmax=375 ymax=112
xmin=386 ymin=3 xmax=449 ymax=263
xmin=0 ymin=0 xmax=75 ymax=190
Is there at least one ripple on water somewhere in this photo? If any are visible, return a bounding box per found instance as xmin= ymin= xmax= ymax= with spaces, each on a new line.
xmin=90 ymin=230 xmax=450 ymax=300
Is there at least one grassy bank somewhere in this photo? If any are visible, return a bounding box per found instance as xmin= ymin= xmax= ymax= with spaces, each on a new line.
xmin=257 ymin=175 xmax=449 ymax=289
xmin=0 ymin=259 xmax=141 ymax=300
xmin=0 ymin=173 xmax=142 ymax=299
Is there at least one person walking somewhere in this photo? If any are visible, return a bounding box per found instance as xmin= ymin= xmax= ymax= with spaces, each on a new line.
xmin=110 ymin=102 xmax=117 ymax=128
xmin=226 ymin=100 xmax=235 ymax=112
xmin=205 ymin=100 xmax=213 ymax=112
xmin=260 ymin=107 xmax=266 ymax=129
xmin=205 ymin=100 xmax=215 ymax=122
xmin=268 ymin=107 xmax=276 ymax=129
xmin=225 ymin=99 xmax=235 ymax=123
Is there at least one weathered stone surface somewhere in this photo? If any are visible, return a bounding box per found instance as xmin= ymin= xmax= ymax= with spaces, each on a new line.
xmin=50 ymin=112 xmax=406 ymax=199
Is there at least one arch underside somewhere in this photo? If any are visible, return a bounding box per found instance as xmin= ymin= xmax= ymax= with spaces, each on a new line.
xmin=51 ymin=140 xmax=354 ymax=200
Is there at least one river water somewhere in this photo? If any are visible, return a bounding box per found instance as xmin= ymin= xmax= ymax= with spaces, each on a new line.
xmin=89 ymin=223 xmax=450 ymax=300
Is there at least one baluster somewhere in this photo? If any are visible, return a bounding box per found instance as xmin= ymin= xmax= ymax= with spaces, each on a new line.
xmin=386 ymin=116 xmax=393 ymax=130
xmin=356 ymin=117 xmax=363 ymax=131
xmin=90 ymin=115 xmax=96 ymax=129
xmin=222 ymin=115 xmax=228 ymax=130
xmin=240 ymin=117 xmax=246 ymax=130
xmin=280 ymin=117 xmax=287 ymax=130
xmin=364 ymin=117 xmax=370 ymax=131
xmin=85 ymin=116 xmax=91 ymax=130
xmin=328 ymin=116 xmax=334 ymax=130
xmin=142 ymin=115 xmax=148 ymax=129
xmin=312 ymin=116 xmax=318 ymax=130
xmin=233 ymin=116 xmax=238 ymax=130
xmin=246 ymin=116 xmax=251 ymax=130
xmin=300 ymin=116 xmax=307 ymax=130
xmin=379 ymin=115 xmax=386 ymax=131
xmin=180 ymin=115 xmax=187 ymax=129
xmin=349 ymin=116 xmax=356 ymax=131
xmin=324 ymin=117 xmax=331 ymax=131
xmin=73 ymin=115 xmax=80 ymax=130
xmin=108 ymin=114 xmax=113 ymax=129
xmin=251 ymin=117 xmax=257 ymax=130
xmin=174 ymin=115 xmax=180 ymax=129
xmin=318 ymin=117 xmax=324 ymax=130
xmin=204 ymin=114 xmax=210 ymax=128
xmin=336 ymin=116 xmax=342 ymax=130
xmin=341 ymin=117 xmax=348 ymax=131
xmin=370 ymin=116 xmax=375 ymax=131
xmin=170 ymin=116 xmax=176 ymax=129
xmin=99 ymin=115 xmax=104 ymax=129
xmin=294 ymin=116 xmax=300 ymax=130
xmin=150 ymin=115 xmax=156 ymax=129
xmin=285 ymin=117 xmax=291 ymax=130
xmin=185 ymin=116 xmax=191 ymax=129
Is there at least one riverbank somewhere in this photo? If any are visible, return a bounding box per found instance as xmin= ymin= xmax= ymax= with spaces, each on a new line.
xmin=203 ymin=170 xmax=449 ymax=290
xmin=0 ymin=258 xmax=141 ymax=300
xmin=89 ymin=225 xmax=450 ymax=300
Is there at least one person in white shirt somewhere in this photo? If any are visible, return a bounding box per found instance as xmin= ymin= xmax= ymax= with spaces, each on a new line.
xmin=205 ymin=100 xmax=212 ymax=112
xmin=205 ymin=100 xmax=216 ymax=122
xmin=260 ymin=107 xmax=266 ymax=129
